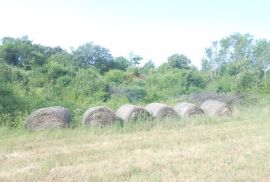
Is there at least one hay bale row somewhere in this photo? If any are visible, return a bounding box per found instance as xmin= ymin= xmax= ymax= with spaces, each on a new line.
xmin=25 ymin=100 xmax=232 ymax=131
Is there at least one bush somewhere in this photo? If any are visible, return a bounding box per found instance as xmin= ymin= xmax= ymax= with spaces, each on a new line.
xmin=0 ymin=83 xmax=31 ymax=127
xmin=0 ymin=63 xmax=13 ymax=82
xmin=47 ymin=62 xmax=74 ymax=80
xmin=56 ymin=76 xmax=72 ymax=86
xmin=236 ymin=72 xmax=258 ymax=91
xmin=104 ymin=70 xmax=125 ymax=84
xmin=68 ymin=68 xmax=109 ymax=104
xmin=207 ymin=76 xmax=235 ymax=93
xmin=126 ymin=88 xmax=147 ymax=102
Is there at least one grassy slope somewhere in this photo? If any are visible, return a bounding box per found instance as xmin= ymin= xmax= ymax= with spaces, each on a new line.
xmin=1 ymin=106 xmax=270 ymax=181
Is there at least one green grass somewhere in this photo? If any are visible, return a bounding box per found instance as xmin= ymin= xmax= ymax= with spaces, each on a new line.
xmin=1 ymin=105 xmax=270 ymax=181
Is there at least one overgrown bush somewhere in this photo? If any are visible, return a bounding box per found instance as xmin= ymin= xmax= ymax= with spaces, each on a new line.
xmin=104 ymin=70 xmax=125 ymax=84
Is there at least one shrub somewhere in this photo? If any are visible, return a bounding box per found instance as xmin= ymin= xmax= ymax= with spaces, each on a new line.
xmin=126 ymin=88 xmax=147 ymax=102
xmin=0 ymin=63 xmax=13 ymax=82
xmin=104 ymin=70 xmax=125 ymax=84
xmin=47 ymin=62 xmax=74 ymax=80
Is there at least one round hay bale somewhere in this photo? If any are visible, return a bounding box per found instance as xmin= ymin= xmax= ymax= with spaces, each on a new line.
xmin=116 ymin=104 xmax=151 ymax=123
xmin=82 ymin=106 xmax=120 ymax=126
xmin=145 ymin=103 xmax=177 ymax=119
xmin=25 ymin=106 xmax=70 ymax=131
xmin=200 ymin=99 xmax=232 ymax=117
xmin=173 ymin=102 xmax=204 ymax=117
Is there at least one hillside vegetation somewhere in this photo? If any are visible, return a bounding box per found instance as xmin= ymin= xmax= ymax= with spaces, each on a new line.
xmin=1 ymin=33 xmax=270 ymax=127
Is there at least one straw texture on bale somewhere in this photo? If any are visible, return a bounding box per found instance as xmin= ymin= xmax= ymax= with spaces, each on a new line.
xmin=173 ymin=102 xmax=204 ymax=117
xmin=25 ymin=106 xmax=70 ymax=131
xmin=200 ymin=99 xmax=232 ymax=117
xmin=116 ymin=104 xmax=151 ymax=122
xmin=82 ymin=106 xmax=120 ymax=126
xmin=145 ymin=103 xmax=177 ymax=119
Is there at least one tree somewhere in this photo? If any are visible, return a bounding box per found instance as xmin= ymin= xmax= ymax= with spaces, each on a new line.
xmin=167 ymin=54 xmax=191 ymax=69
xmin=72 ymin=42 xmax=114 ymax=73
xmin=201 ymin=58 xmax=211 ymax=71
xmin=0 ymin=37 xmax=31 ymax=66
xmin=203 ymin=33 xmax=254 ymax=74
xmin=129 ymin=52 xmax=142 ymax=67
xmin=113 ymin=56 xmax=131 ymax=70
xmin=0 ymin=36 xmax=58 ymax=67
xmin=141 ymin=60 xmax=155 ymax=74
xmin=143 ymin=60 xmax=155 ymax=69
xmin=253 ymin=39 xmax=270 ymax=85
xmin=201 ymin=33 xmax=270 ymax=89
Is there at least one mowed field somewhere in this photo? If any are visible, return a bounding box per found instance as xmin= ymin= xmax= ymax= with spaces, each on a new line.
xmin=1 ymin=105 xmax=270 ymax=182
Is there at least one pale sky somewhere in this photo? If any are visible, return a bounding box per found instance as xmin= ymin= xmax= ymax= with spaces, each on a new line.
xmin=0 ymin=0 xmax=270 ymax=67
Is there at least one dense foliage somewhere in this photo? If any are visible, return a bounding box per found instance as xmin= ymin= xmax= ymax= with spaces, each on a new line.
xmin=1 ymin=33 xmax=270 ymax=127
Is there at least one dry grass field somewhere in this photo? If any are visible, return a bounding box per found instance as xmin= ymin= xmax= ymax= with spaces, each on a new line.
xmin=1 ymin=105 xmax=270 ymax=181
